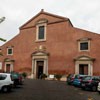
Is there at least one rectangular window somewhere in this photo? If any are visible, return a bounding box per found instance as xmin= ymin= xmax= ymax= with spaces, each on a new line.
xmin=80 ymin=42 xmax=88 ymax=50
xmin=36 ymin=23 xmax=46 ymax=42
xmin=38 ymin=26 xmax=45 ymax=40
xmin=7 ymin=48 xmax=13 ymax=55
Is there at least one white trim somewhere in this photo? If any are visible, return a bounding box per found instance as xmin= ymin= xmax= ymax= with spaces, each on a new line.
xmin=88 ymin=63 xmax=93 ymax=76
xmin=78 ymin=40 xmax=90 ymax=52
xmin=36 ymin=23 xmax=47 ymax=42
xmin=5 ymin=63 xmax=13 ymax=72
xmin=7 ymin=47 xmax=13 ymax=55
xmin=75 ymin=62 xmax=79 ymax=74
xmin=0 ymin=62 xmax=2 ymax=70
xmin=11 ymin=63 xmax=13 ymax=72
xmin=31 ymin=60 xmax=34 ymax=78
xmin=75 ymin=61 xmax=93 ymax=75
xmin=31 ymin=55 xmax=48 ymax=79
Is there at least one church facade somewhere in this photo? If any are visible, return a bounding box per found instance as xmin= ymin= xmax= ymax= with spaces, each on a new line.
xmin=0 ymin=9 xmax=100 ymax=78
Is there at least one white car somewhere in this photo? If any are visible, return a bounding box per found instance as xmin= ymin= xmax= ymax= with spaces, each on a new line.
xmin=0 ymin=73 xmax=14 ymax=92
xmin=97 ymin=82 xmax=100 ymax=94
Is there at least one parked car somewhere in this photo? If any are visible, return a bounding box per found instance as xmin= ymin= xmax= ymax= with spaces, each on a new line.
xmin=0 ymin=73 xmax=13 ymax=92
xmin=67 ymin=74 xmax=75 ymax=85
xmin=81 ymin=76 xmax=100 ymax=91
xmin=73 ymin=74 xmax=88 ymax=87
xmin=97 ymin=82 xmax=100 ymax=94
xmin=11 ymin=72 xmax=24 ymax=87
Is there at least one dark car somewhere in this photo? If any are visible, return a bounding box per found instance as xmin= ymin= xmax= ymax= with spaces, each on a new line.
xmin=67 ymin=74 xmax=75 ymax=85
xmin=11 ymin=72 xmax=24 ymax=87
xmin=81 ymin=76 xmax=100 ymax=91
xmin=73 ymin=74 xmax=88 ymax=87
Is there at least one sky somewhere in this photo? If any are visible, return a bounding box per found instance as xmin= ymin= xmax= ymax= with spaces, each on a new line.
xmin=0 ymin=0 xmax=100 ymax=45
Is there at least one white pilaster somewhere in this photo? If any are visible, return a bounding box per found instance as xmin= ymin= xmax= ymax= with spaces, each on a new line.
xmin=10 ymin=63 xmax=13 ymax=72
xmin=5 ymin=63 xmax=6 ymax=72
xmin=75 ymin=62 xmax=79 ymax=74
xmin=89 ymin=63 xmax=93 ymax=76
xmin=31 ymin=60 xmax=34 ymax=78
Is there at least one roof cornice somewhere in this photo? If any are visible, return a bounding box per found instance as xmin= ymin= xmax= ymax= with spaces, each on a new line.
xmin=20 ymin=19 xmax=68 ymax=30
xmin=19 ymin=9 xmax=70 ymax=29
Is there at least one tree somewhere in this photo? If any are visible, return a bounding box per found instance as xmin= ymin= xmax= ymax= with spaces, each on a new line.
xmin=0 ymin=17 xmax=5 ymax=23
xmin=0 ymin=38 xmax=6 ymax=42
xmin=0 ymin=17 xmax=6 ymax=42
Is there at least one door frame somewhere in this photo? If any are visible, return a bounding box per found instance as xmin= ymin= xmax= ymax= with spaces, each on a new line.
xmin=31 ymin=51 xmax=49 ymax=79
xmin=74 ymin=55 xmax=95 ymax=76
xmin=5 ymin=62 xmax=13 ymax=73
xmin=75 ymin=61 xmax=93 ymax=75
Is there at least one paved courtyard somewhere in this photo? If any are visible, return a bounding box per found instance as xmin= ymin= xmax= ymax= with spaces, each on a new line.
xmin=0 ymin=79 xmax=100 ymax=100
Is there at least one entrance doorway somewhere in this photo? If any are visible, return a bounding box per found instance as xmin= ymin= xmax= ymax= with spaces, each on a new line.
xmin=79 ymin=64 xmax=88 ymax=75
xmin=36 ymin=61 xmax=44 ymax=78
xmin=6 ymin=64 xmax=11 ymax=73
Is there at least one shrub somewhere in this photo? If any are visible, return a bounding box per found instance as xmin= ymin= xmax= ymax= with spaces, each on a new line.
xmin=54 ymin=74 xmax=62 ymax=80
xmin=22 ymin=72 xmax=27 ymax=78
xmin=40 ymin=73 xmax=47 ymax=79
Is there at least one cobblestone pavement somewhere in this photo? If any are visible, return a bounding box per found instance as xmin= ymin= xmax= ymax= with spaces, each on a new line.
xmin=0 ymin=79 xmax=100 ymax=100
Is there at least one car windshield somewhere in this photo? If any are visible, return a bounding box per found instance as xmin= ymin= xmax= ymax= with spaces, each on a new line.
xmin=75 ymin=75 xmax=82 ymax=79
xmin=75 ymin=75 xmax=87 ymax=79
xmin=75 ymin=75 xmax=79 ymax=79
xmin=0 ymin=74 xmax=7 ymax=80
xmin=83 ymin=76 xmax=91 ymax=80
xmin=11 ymin=73 xmax=19 ymax=79
xmin=67 ymin=74 xmax=74 ymax=78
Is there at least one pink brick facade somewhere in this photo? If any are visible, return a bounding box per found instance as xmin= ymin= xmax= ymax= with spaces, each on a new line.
xmin=0 ymin=10 xmax=100 ymax=78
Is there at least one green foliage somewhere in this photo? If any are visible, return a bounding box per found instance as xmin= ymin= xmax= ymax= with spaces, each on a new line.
xmin=54 ymin=74 xmax=62 ymax=80
xmin=40 ymin=73 xmax=47 ymax=79
xmin=22 ymin=72 xmax=27 ymax=78
xmin=0 ymin=17 xmax=5 ymax=23
xmin=0 ymin=38 xmax=6 ymax=42
xmin=0 ymin=17 xmax=6 ymax=42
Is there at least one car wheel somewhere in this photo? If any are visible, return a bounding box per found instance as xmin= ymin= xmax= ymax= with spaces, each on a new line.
xmin=2 ymin=86 xmax=8 ymax=92
xmin=92 ymin=86 xmax=97 ymax=92
xmin=81 ymin=87 xmax=85 ymax=90
xmin=67 ymin=82 xmax=71 ymax=85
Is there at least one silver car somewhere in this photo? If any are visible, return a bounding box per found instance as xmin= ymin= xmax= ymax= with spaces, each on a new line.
xmin=0 ymin=73 xmax=14 ymax=92
xmin=98 ymin=82 xmax=100 ymax=94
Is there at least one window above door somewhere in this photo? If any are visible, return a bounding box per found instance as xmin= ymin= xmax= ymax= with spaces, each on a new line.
xmin=77 ymin=37 xmax=91 ymax=52
xmin=7 ymin=47 xmax=13 ymax=55
xmin=80 ymin=41 xmax=89 ymax=51
xmin=35 ymin=19 xmax=48 ymax=42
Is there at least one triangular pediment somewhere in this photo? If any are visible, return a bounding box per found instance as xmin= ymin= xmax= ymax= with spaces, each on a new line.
xmin=32 ymin=51 xmax=49 ymax=56
xmin=4 ymin=58 xmax=15 ymax=62
xmin=20 ymin=9 xmax=70 ymax=29
xmin=74 ymin=55 xmax=95 ymax=61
